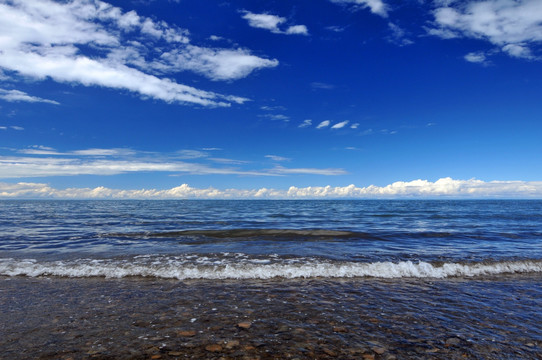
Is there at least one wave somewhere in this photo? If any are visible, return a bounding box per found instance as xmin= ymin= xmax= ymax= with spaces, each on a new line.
xmin=1 ymin=256 xmax=541 ymax=280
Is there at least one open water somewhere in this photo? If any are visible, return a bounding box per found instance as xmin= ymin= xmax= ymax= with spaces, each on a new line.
xmin=1 ymin=200 xmax=541 ymax=359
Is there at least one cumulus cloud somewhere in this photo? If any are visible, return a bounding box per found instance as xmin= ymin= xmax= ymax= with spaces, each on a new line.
xmin=241 ymin=11 xmax=309 ymax=35
xmin=0 ymin=88 xmax=59 ymax=104
xmin=0 ymin=0 xmax=279 ymax=107
xmin=429 ymin=0 xmax=542 ymax=60
xmin=331 ymin=120 xmax=349 ymax=129
xmin=329 ymin=0 xmax=388 ymax=17
xmin=316 ymin=120 xmax=331 ymax=129
xmin=2 ymin=177 xmax=542 ymax=199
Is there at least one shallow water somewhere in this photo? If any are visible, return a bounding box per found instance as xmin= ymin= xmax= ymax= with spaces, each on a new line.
xmin=1 ymin=275 xmax=541 ymax=359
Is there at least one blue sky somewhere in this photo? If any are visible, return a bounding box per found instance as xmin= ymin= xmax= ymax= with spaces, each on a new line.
xmin=1 ymin=0 xmax=542 ymax=198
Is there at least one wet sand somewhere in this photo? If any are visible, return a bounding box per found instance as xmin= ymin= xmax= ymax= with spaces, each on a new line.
xmin=1 ymin=275 xmax=541 ymax=359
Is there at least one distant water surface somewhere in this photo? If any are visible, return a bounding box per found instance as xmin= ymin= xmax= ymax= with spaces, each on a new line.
xmin=1 ymin=200 xmax=541 ymax=279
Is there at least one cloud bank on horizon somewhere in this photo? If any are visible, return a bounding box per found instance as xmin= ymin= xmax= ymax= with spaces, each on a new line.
xmin=2 ymin=178 xmax=542 ymax=199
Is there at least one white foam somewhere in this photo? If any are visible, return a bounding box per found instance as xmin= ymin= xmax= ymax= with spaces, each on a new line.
xmin=1 ymin=257 xmax=541 ymax=280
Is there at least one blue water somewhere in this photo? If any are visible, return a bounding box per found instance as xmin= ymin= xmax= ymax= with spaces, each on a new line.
xmin=1 ymin=200 xmax=542 ymax=279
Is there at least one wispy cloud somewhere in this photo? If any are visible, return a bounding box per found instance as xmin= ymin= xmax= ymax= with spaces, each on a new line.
xmin=329 ymin=0 xmax=389 ymax=17
xmin=316 ymin=120 xmax=331 ymax=129
xmin=3 ymin=178 xmax=542 ymax=199
xmin=429 ymin=0 xmax=542 ymax=60
xmin=299 ymin=119 xmax=312 ymax=128
xmin=270 ymin=166 xmax=347 ymax=176
xmin=0 ymin=147 xmax=344 ymax=178
xmin=311 ymin=82 xmax=335 ymax=90
xmin=0 ymin=0 xmax=280 ymax=107
xmin=0 ymin=89 xmax=59 ymax=105
xmin=387 ymin=22 xmax=413 ymax=46
xmin=265 ymin=155 xmax=291 ymax=162
xmin=259 ymin=114 xmax=290 ymax=121
xmin=241 ymin=11 xmax=309 ymax=35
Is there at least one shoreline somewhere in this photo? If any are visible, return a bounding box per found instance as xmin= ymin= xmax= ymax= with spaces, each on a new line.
xmin=2 ymin=275 xmax=541 ymax=359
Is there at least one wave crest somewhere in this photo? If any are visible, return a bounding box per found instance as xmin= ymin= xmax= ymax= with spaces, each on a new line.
xmin=1 ymin=257 xmax=541 ymax=280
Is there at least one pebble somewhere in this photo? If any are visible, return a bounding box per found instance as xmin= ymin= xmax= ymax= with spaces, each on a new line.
xmin=332 ymin=326 xmax=348 ymax=333
xmin=169 ymin=351 xmax=183 ymax=356
xmin=205 ymin=344 xmax=223 ymax=352
xmin=177 ymin=330 xmax=196 ymax=337
xmin=372 ymin=346 xmax=386 ymax=355
xmin=237 ymin=321 xmax=252 ymax=329
xmin=225 ymin=340 xmax=240 ymax=349
xmin=362 ymin=354 xmax=375 ymax=360
xmin=150 ymin=355 xmax=161 ymax=359
xmin=323 ymin=348 xmax=337 ymax=356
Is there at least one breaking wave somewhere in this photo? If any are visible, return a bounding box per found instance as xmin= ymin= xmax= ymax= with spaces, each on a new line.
xmin=1 ymin=256 xmax=541 ymax=280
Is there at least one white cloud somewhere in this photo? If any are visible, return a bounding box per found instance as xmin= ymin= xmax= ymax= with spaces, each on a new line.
xmin=3 ymin=177 xmax=542 ymax=199
xmin=430 ymin=0 xmax=542 ymax=60
xmin=156 ymin=46 xmax=278 ymax=81
xmin=259 ymin=114 xmax=290 ymax=121
xmin=0 ymin=156 xmax=270 ymax=178
xmin=502 ymin=43 xmax=533 ymax=58
xmin=0 ymin=88 xmax=59 ymax=104
xmin=331 ymin=120 xmax=349 ymax=129
xmin=0 ymin=0 xmax=280 ymax=107
xmin=464 ymin=51 xmax=487 ymax=63
xmin=316 ymin=120 xmax=331 ymax=129
xmin=11 ymin=126 xmax=24 ymax=130
xmin=0 ymin=126 xmax=6 ymax=130
xmin=350 ymin=123 xmax=360 ymax=129
xmin=265 ymin=155 xmax=290 ymax=162
xmin=241 ymin=11 xmax=309 ymax=35
xmin=387 ymin=22 xmax=413 ymax=46
xmin=0 ymin=147 xmax=345 ymax=178
xmin=285 ymin=25 xmax=309 ymax=36
xmin=270 ymin=166 xmax=346 ymax=176
xmin=299 ymin=119 xmax=312 ymax=128
xmin=209 ymin=158 xmax=250 ymax=165
xmin=329 ymin=0 xmax=388 ymax=17
xmin=18 ymin=147 xmax=135 ymax=156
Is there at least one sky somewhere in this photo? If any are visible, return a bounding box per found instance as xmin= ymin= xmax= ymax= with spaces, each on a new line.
xmin=1 ymin=0 xmax=542 ymax=199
